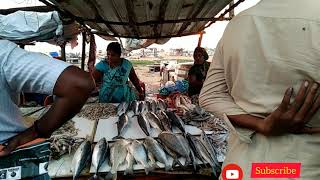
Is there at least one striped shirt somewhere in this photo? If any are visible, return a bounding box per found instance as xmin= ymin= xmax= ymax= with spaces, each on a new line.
xmin=0 ymin=40 xmax=70 ymax=143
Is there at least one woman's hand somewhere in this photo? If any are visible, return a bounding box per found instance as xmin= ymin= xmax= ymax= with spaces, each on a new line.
xmin=261 ymin=81 xmax=320 ymax=136
xmin=138 ymin=81 xmax=146 ymax=100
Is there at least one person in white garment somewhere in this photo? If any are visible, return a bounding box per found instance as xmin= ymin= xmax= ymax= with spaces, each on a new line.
xmin=199 ymin=0 xmax=320 ymax=179
xmin=0 ymin=40 xmax=95 ymax=179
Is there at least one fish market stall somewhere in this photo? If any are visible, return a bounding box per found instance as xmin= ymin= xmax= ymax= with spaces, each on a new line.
xmin=21 ymin=97 xmax=227 ymax=179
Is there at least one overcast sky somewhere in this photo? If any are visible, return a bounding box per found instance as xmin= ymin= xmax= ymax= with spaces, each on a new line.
xmin=1 ymin=0 xmax=261 ymax=53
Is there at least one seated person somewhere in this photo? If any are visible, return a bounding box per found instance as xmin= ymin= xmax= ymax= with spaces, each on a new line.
xmin=187 ymin=47 xmax=210 ymax=96
xmin=92 ymin=42 xmax=145 ymax=103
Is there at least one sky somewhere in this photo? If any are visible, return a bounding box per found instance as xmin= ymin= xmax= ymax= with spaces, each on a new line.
xmin=1 ymin=0 xmax=261 ymax=53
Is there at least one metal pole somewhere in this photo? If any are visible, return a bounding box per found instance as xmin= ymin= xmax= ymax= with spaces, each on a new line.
xmin=81 ymin=32 xmax=86 ymax=70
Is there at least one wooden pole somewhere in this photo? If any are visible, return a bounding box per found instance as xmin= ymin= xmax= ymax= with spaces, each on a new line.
xmin=197 ymin=31 xmax=204 ymax=47
xmin=61 ymin=43 xmax=66 ymax=61
xmin=81 ymin=32 xmax=86 ymax=70
xmin=229 ymin=0 xmax=235 ymax=18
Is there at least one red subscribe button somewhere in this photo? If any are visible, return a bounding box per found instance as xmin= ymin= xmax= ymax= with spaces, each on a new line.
xmin=251 ymin=163 xmax=301 ymax=178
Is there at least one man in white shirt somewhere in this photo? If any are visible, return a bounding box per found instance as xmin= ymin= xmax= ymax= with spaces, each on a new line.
xmin=0 ymin=40 xmax=94 ymax=179
xmin=199 ymin=0 xmax=320 ymax=179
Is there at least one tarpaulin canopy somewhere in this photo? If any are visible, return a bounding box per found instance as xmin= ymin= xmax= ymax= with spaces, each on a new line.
xmin=40 ymin=0 xmax=237 ymax=39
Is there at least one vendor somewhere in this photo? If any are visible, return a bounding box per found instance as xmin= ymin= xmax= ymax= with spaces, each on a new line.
xmin=187 ymin=47 xmax=210 ymax=96
xmin=0 ymin=40 xmax=94 ymax=179
xmin=92 ymin=42 xmax=145 ymax=103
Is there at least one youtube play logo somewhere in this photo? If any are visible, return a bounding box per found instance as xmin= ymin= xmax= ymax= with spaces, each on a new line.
xmin=222 ymin=164 xmax=243 ymax=180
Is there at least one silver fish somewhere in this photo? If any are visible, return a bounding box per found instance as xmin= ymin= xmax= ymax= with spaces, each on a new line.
xmin=117 ymin=102 xmax=129 ymax=116
xmin=137 ymin=113 xmax=151 ymax=136
xmin=110 ymin=139 xmax=131 ymax=175
xmin=145 ymin=101 xmax=152 ymax=112
xmin=151 ymin=100 xmax=157 ymax=113
xmin=157 ymin=111 xmax=172 ymax=132
xmin=200 ymin=131 xmax=220 ymax=169
xmin=158 ymin=132 xmax=190 ymax=164
xmin=72 ymin=140 xmax=91 ymax=180
xmin=157 ymin=138 xmax=182 ymax=168
xmin=131 ymin=100 xmax=139 ymax=115
xmin=145 ymin=112 xmax=163 ymax=131
xmin=193 ymin=137 xmax=218 ymax=177
xmin=144 ymin=137 xmax=170 ymax=171
xmin=165 ymin=111 xmax=185 ymax=133
xmin=127 ymin=140 xmax=152 ymax=175
xmin=186 ymin=133 xmax=206 ymax=165
xmin=138 ymin=101 xmax=146 ymax=114
xmin=91 ymin=138 xmax=108 ymax=178
xmin=124 ymin=150 xmax=135 ymax=175
xmin=157 ymin=99 xmax=167 ymax=111
xmin=113 ymin=113 xmax=130 ymax=139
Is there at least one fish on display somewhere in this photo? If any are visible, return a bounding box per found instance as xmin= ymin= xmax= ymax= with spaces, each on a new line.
xmin=186 ymin=133 xmax=206 ymax=165
xmin=137 ymin=113 xmax=151 ymax=136
xmin=175 ymin=133 xmax=194 ymax=168
xmin=157 ymin=99 xmax=167 ymax=111
xmin=144 ymin=137 xmax=171 ymax=171
xmin=127 ymin=139 xmax=152 ymax=175
xmin=200 ymin=131 xmax=220 ymax=169
xmin=117 ymin=102 xmax=129 ymax=116
xmin=145 ymin=101 xmax=152 ymax=112
xmin=157 ymin=111 xmax=172 ymax=132
xmin=113 ymin=113 xmax=130 ymax=139
xmin=193 ymin=137 xmax=218 ymax=177
xmin=72 ymin=140 xmax=92 ymax=180
xmin=145 ymin=112 xmax=164 ymax=131
xmin=138 ymin=101 xmax=146 ymax=114
xmin=151 ymin=100 xmax=157 ymax=113
xmin=158 ymin=132 xmax=191 ymax=166
xmin=124 ymin=150 xmax=135 ymax=175
xmin=110 ymin=139 xmax=131 ymax=175
xmin=90 ymin=138 xmax=108 ymax=180
xmin=147 ymin=150 xmax=158 ymax=169
xmin=157 ymin=138 xmax=182 ymax=168
xmin=165 ymin=111 xmax=185 ymax=133
xmin=131 ymin=100 xmax=139 ymax=115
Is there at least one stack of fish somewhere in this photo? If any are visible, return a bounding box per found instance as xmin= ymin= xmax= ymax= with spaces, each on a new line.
xmin=69 ymin=99 xmax=229 ymax=179
xmin=72 ymin=131 xmax=222 ymax=179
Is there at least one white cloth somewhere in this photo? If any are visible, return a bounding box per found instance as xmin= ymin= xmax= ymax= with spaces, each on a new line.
xmin=199 ymin=0 xmax=320 ymax=179
xmin=0 ymin=40 xmax=70 ymax=143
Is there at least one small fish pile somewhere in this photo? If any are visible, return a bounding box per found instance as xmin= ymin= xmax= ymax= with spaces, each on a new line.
xmin=181 ymin=105 xmax=213 ymax=127
xmin=49 ymin=121 xmax=85 ymax=160
xmin=50 ymin=136 xmax=85 ymax=160
xmin=78 ymin=103 xmax=117 ymax=121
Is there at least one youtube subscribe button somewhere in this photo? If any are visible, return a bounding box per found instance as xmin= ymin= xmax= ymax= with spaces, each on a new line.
xmin=222 ymin=164 xmax=243 ymax=180
xmin=222 ymin=163 xmax=300 ymax=179
xmin=251 ymin=163 xmax=301 ymax=178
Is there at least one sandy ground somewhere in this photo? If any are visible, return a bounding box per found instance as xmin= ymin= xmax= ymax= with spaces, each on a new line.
xmin=135 ymin=66 xmax=161 ymax=95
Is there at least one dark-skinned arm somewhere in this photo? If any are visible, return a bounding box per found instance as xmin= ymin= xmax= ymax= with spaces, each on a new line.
xmin=228 ymin=81 xmax=320 ymax=136
xmin=129 ymin=67 xmax=143 ymax=94
xmin=91 ymin=68 xmax=103 ymax=85
xmin=0 ymin=66 xmax=95 ymax=156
